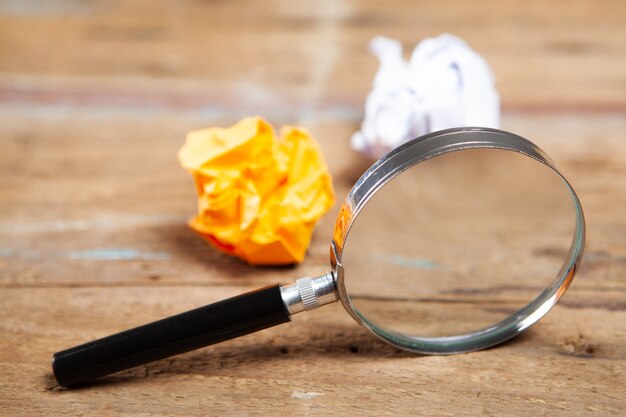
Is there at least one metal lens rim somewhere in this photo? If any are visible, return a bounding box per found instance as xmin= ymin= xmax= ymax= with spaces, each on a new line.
xmin=331 ymin=127 xmax=585 ymax=354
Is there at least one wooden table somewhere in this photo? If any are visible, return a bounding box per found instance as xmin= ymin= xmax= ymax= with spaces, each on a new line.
xmin=1 ymin=1 xmax=624 ymax=415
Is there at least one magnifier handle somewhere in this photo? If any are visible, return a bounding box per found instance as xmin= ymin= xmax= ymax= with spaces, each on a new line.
xmin=52 ymin=285 xmax=290 ymax=387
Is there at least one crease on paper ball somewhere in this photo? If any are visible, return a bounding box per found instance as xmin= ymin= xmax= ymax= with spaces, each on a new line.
xmin=178 ymin=117 xmax=335 ymax=266
xmin=352 ymin=33 xmax=500 ymax=159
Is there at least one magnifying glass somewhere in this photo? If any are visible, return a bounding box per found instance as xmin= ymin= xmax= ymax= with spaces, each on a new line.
xmin=52 ymin=127 xmax=585 ymax=387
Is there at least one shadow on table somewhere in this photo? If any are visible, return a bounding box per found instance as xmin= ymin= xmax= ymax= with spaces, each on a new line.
xmin=45 ymin=323 xmax=533 ymax=391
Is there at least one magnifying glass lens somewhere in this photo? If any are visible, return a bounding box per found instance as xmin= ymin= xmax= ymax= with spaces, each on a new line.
xmin=341 ymin=148 xmax=576 ymax=340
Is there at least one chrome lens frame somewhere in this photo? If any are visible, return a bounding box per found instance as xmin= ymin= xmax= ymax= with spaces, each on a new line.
xmin=330 ymin=127 xmax=585 ymax=354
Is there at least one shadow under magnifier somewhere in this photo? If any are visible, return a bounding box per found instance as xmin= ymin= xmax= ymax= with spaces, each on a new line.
xmin=341 ymin=148 xmax=577 ymax=338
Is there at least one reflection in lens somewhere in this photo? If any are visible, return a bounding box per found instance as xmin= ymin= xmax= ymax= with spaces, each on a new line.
xmin=340 ymin=148 xmax=576 ymax=339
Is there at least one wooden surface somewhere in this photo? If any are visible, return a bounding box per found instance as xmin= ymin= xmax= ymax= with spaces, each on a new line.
xmin=1 ymin=0 xmax=625 ymax=415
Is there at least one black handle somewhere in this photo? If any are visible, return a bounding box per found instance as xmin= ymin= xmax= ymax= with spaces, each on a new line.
xmin=52 ymin=285 xmax=290 ymax=387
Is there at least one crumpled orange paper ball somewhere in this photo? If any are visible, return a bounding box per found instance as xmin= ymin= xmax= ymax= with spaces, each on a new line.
xmin=178 ymin=117 xmax=335 ymax=265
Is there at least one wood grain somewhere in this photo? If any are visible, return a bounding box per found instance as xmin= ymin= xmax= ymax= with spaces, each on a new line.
xmin=0 ymin=0 xmax=625 ymax=415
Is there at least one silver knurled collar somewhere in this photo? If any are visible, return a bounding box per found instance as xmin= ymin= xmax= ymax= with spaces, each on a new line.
xmin=296 ymin=278 xmax=319 ymax=310
xmin=280 ymin=271 xmax=338 ymax=316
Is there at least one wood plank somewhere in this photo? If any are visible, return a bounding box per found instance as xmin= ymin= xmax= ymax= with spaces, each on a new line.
xmin=1 ymin=109 xmax=625 ymax=415
xmin=0 ymin=0 xmax=624 ymax=110
xmin=0 ymin=287 xmax=624 ymax=416
xmin=0 ymin=0 xmax=625 ymax=415
xmin=1 ymin=110 xmax=624 ymax=291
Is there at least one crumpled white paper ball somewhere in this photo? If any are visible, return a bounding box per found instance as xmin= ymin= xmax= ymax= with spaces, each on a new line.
xmin=352 ymin=34 xmax=500 ymax=159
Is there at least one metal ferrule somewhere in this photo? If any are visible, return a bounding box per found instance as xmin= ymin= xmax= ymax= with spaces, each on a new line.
xmin=280 ymin=271 xmax=338 ymax=316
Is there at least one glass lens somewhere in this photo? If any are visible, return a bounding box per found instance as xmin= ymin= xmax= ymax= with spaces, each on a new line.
xmin=340 ymin=148 xmax=576 ymax=340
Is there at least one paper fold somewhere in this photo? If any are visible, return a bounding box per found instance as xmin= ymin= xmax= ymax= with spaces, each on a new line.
xmin=352 ymin=34 xmax=500 ymax=158
xmin=179 ymin=117 xmax=335 ymax=265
